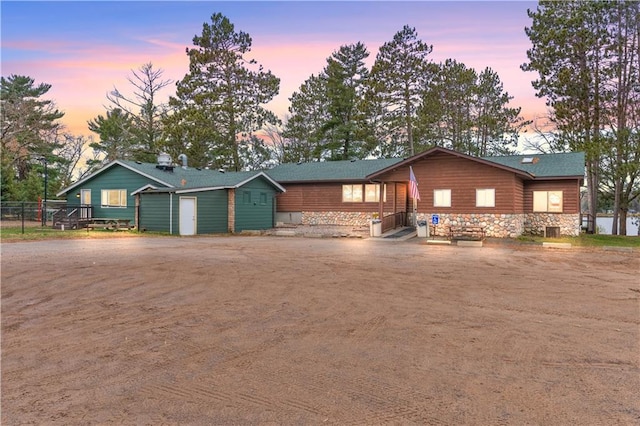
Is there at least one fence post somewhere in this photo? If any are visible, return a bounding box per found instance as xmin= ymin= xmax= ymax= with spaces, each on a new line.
xmin=21 ymin=202 xmax=25 ymax=234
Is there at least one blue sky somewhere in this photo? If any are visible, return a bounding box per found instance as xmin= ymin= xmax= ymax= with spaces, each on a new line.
xmin=2 ymin=1 xmax=544 ymax=137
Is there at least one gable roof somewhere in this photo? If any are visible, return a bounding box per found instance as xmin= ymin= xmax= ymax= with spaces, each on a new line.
xmin=58 ymin=148 xmax=585 ymax=197
xmin=367 ymin=146 xmax=585 ymax=181
xmin=57 ymin=160 xmax=285 ymax=197
xmin=264 ymin=158 xmax=402 ymax=183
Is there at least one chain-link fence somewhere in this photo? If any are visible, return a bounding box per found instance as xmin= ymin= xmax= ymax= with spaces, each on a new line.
xmin=1 ymin=201 xmax=65 ymax=230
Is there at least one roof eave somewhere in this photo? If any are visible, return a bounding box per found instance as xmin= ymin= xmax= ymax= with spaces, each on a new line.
xmin=56 ymin=160 xmax=174 ymax=196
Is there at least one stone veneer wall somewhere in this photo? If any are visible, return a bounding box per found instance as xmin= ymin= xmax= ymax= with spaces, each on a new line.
xmin=523 ymin=213 xmax=580 ymax=237
xmin=302 ymin=211 xmax=372 ymax=226
xmin=417 ymin=213 xmax=580 ymax=238
xmin=416 ymin=213 xmax=524 ymax=238
xmin=301 ymin=211 xmax=581 ymax=237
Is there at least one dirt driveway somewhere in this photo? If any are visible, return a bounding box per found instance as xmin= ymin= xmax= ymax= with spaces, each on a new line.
xmin=2 ymin=236 xmax=639 ymax=424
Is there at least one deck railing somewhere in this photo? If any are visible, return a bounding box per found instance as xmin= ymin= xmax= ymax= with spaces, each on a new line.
xmin=51 ymin=205 xmax=93 ymax=229
xmin=381 ymin=211 xmax=406 ymax=233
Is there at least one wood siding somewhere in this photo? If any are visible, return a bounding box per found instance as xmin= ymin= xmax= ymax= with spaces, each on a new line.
xmin=523 ymin=180 xmax=581 ymax=214
xmin=276 ymin=182 xmax=404 ymax=214
xmin=375 ymin=153 xmax=524 ymax=214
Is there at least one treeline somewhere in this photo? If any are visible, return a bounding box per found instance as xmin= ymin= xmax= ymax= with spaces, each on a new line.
xmin=84 ymin=15 xmax=527 ymax=171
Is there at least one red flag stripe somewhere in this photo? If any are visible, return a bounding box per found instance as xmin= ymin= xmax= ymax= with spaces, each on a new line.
xmin=409 ymin=166 xmax=420 ymax=201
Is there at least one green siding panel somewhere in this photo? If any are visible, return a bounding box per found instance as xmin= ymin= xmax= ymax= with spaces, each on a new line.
xmin=65 ymin=166 xmax=168 ymax=224
xmin=189 ymin=190 xmax=228 ymax=234
xmin=235 ymin=177 xmax=277 ymax=232
xmin=139 ymin=193 xmax=176 ymax=233
xmin=140 ymin=190 xmax=228 ymax=234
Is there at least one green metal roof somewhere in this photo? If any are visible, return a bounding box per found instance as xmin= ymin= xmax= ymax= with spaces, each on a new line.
xmin=483 ymin=152 xmax=585 ymax=178
xmin=264 ymin=150 xmax=584 ymax=183
xmin=57 ymin=160 xmax=284 ymax=196
xmin=264 ymin=158 xmax=403 ymax=182
xmin=58 ymin=149 xmax=585 ymax=197
xmin=118 ymin=160 xmax=268 ymax=188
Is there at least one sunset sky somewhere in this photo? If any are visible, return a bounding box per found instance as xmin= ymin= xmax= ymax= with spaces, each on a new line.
xmin=2 ymin=1 xmax=546 ymax=140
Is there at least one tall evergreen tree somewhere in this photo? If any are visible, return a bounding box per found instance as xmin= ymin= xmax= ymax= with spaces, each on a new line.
xmin=283 ymin=74 xmax=329 ymax=162
xmin=0 ymin=75 xmax=64 ymax=200
xmin=284 ymin=43 xmax=374 ymax=161
xmin=417 ymin=59 xmax=477 ymax=154
xmin=322 ymin=42 xmax=373 ymax=160
xmin=369 ymin=25 xmax=434 ymax=156
xmin=164 ymin=13 xmax=280 ymax=171
xmin=600 ymin=0 xmax=639 ymax=235
xmin=473 ymin=67 xmax=527 ymax=156
xmin=522 ymin=0 xmax=630 ymax=233
xmin=87 ymin=108 xmax=135 ymax=165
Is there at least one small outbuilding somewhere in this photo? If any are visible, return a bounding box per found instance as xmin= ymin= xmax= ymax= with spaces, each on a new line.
xmin=56 ymin=155 xmax=285 ymax=235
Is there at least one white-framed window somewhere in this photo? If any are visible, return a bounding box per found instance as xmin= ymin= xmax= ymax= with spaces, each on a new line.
xmin=434 ymin=189 xmax=451 ymax=207
xmin=533 ymin=190 xmax=563 ymax=212
xmin=342 ymin=184 xmax=363 ymax=202
xmin=364 ymin=184 xmax=386 ymax=203
xmin=101 ymin=189 xmax=127 ymax=208
xmin=476 ymin=188 xmax=495 ymax=207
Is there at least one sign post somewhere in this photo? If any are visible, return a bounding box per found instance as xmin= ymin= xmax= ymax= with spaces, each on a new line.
xmin=431 ymin=214 xmax=439 ymax=237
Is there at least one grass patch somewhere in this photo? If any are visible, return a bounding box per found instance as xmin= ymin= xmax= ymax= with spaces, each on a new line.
xmin=0 ymin=226 xmax=144 ymax=242
xmin=517 ymin=233 xmax=640 ymax=247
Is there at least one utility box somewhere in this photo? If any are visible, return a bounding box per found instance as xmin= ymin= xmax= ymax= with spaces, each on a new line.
xmin=370 ymin=220 xmax=382 ymax=237
xmin=417 ymin=221 xmax=428 ymax=237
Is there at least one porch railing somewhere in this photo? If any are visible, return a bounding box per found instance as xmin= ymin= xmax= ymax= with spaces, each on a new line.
xmin=51 ymin=205 xmax=93 ymax=229
xmin=381 ymin=211 xmax=406 ymax=234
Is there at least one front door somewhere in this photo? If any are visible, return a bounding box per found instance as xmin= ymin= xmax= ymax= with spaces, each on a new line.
xmin=179 ymin=197 xmax=196 ymax=236
xmin=80 ymin=189 xmax=91 ymax=218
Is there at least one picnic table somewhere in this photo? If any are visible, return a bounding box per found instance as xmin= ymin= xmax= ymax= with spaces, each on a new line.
xmin=449 ymin=225 xmax=485 ymax=241
xmin=85 ymin=218 xmax=133 ymax=231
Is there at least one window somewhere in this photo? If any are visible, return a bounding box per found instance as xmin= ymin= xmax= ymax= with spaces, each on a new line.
xmin=101 ymin=189 xmax=127 ymax=207
xmin=342 ymin=184 xmax=363 ymax=202
xmin=364 ymin=184 xmax=386 ymax=203
xmin=476 ymin=189 xmax=495 ymax=207
xmin=243 ymin=191 xmax=251 ymax=204
xmin=259 ymin=192 xmax=267 ymax=205
xmin=434 ymin=189 xmax=451 ymax=207
xmin=533 ymin=191 xmax=563 ymax=212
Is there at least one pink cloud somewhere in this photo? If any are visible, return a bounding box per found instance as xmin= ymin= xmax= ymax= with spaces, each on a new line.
xmin=4 ymin=31 xmax=546 ymax=139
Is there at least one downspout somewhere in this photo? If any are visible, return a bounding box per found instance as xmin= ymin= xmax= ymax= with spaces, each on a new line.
xmin=378 ymin=181 xmax=384 ymax=220
xmin=169 ymin=192 xmax=173 ymax=235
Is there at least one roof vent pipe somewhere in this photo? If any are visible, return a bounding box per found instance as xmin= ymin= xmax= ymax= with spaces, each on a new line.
xmin=177 ymin=153 xmax=187 ymax=169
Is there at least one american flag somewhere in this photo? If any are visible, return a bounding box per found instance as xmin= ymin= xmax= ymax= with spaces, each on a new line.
xmin=409 ymin=166 xmax=420 ymax=201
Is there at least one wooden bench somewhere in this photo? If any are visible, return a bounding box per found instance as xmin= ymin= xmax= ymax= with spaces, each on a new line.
xmin=86 ymin=218 xmax=133 ymax=231
xmin=449 ymin=225 xmax=485 ymax=241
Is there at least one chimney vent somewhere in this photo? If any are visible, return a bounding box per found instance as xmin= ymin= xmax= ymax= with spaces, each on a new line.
xmin=177 ymin=154 xmax=188 ymax=169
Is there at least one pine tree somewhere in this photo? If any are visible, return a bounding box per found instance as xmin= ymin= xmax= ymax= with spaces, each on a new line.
xmin=164 ymin=13 xmax=280 ymax=171
xmin=369 ymin=25 xmax=434 ymax=156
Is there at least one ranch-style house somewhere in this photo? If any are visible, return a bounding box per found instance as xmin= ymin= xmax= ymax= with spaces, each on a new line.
xmin=56 ymin=147 xmax=585 ymax=238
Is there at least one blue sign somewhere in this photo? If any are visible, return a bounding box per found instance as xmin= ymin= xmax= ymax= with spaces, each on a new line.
xmin=431 ymin=214 xmax=439 ymax=225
